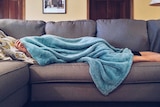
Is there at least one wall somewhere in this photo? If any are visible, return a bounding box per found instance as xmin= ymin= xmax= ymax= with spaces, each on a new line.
xmin=134 ymin=0 xmax=160 ymax=20
xmin=25 ymin=0 xmax=87 ymax=21
xmin=25 ymin=0 xmax=160 ymax=21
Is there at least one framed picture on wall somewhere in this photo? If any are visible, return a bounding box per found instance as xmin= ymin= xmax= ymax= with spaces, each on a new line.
xmin=43 ymin=0 xmax=66 ymax=14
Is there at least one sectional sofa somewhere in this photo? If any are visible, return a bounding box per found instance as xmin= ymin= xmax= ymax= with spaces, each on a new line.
xmin=0 ymin=19 xmax=160 ymax=107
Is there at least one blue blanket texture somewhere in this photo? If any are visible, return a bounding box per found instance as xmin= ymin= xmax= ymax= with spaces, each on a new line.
xmin=20 ymin=34 xmax=133 ymax=95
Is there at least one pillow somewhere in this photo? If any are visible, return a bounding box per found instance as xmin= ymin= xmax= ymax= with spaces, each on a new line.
xmin=96 ymin=19 xmax=149 ymax=51
xmin=0 ymin=30 xmax=36 ymax=64
xmin=0 ymin=30 xmax=7 ymax=38
xmin=147 ymin=20 xmax=160 ymax=53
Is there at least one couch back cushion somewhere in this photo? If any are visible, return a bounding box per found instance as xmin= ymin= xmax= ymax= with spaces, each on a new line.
xmin=0 ymin=19 xmax=46 ymax=39
xmin=45 ymin=20 xmax=96 ymax=38
xmin=147 ymin=20 xmax=160 ymax=53
xmin=96 ymin=19 xmax=149 ymax=51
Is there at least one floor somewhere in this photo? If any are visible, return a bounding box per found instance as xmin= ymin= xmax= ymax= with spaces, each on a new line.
xmin=25 ymin=102 xmax=160 ymax=107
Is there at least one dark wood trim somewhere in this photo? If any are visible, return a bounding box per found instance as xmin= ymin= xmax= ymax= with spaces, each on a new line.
xmin=0 ymin=0 xmax=25 ymax=19
xmin=22 ymin=0 xmax=25 ymax=19
xmin=130 ymin=0 xmax=134 ymax=19
xmin=87 ymin=0 xmax=133 ymax=19
xmin=87 ymin=0 xmax=90 ymax=19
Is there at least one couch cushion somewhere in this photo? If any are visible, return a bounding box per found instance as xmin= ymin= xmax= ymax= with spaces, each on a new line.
xmin=0 ymin=19 xmax=46 ymax=39
xmin=147 ymin=20 xmax=160 ymax=53
xmin=45 ymin=20 xmax=96 ymax=38
xmin=0 ymin=61 xmax=29 ymax=102
xmin=30 ymin=62 xmax=160 ymax=84
xmin=96 ymin=19 xmax=149 ymax=51
xmin=30 ymin=63 xmax=92 ymax=83
xmin=125 ymin=62 xmax=160 ymax=84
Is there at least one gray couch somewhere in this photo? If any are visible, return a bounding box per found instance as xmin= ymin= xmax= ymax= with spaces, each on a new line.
xmin=0 ymin=19 xmax=160 ymax=107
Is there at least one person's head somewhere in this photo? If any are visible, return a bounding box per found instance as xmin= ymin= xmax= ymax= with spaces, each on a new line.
xmin=15 ymin=40 xmax=31 ymax=57
xmin=15 ymin=40 xmax=27 ymax=53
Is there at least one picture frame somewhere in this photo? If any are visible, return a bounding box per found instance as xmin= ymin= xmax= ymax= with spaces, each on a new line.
xmin=43 ymin=0 xmax=66 ymax=14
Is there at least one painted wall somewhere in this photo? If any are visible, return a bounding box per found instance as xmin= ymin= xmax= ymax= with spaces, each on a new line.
xmin=25 ymin=0 xmax=87 ymax=21
xmin=25 ymin=0 xmax=160 ymax=21
xmin=134 ymin=0 xmax=160 ymax=20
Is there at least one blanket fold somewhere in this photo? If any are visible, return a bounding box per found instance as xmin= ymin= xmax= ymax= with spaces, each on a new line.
xmin=20 ymin=34 xmax=133 ymax=95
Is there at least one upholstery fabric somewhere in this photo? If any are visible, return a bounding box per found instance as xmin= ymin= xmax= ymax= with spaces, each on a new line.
xmin=0 ymin=85 xmax=29 ymax=107
xmin=30 ymin=62 xmax=160 ymax=84
xmin=0 ymin=61 xmax=29 ymax=102
xmin=124 ymin=62 xmax=160 ymax=83
xmin=0 ymin=19 xmax=46 ymax=39
xmin=147 ymin=20 xmax=160 ymax=52
xmin=30 ymin=63 xmax=91 ymax=83
xmin=96 ymin=19 xmax=149 ymax=51
xmin=31 ymin=83 xmax=160 ymax=101
xmin=45 ymin=20 xmax=96 ymax=38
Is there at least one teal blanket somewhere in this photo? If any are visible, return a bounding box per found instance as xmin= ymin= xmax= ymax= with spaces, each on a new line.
xmin=20 ymin=34 xmax=133 ymax=95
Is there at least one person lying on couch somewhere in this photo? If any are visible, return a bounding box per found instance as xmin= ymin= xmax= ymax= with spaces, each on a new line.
xmin=15 ymin=34 xmax=160 ymax=64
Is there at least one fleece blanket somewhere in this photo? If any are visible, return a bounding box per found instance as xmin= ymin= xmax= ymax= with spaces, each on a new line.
xmin=20 ymin=34 xmax=133 ymax=95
